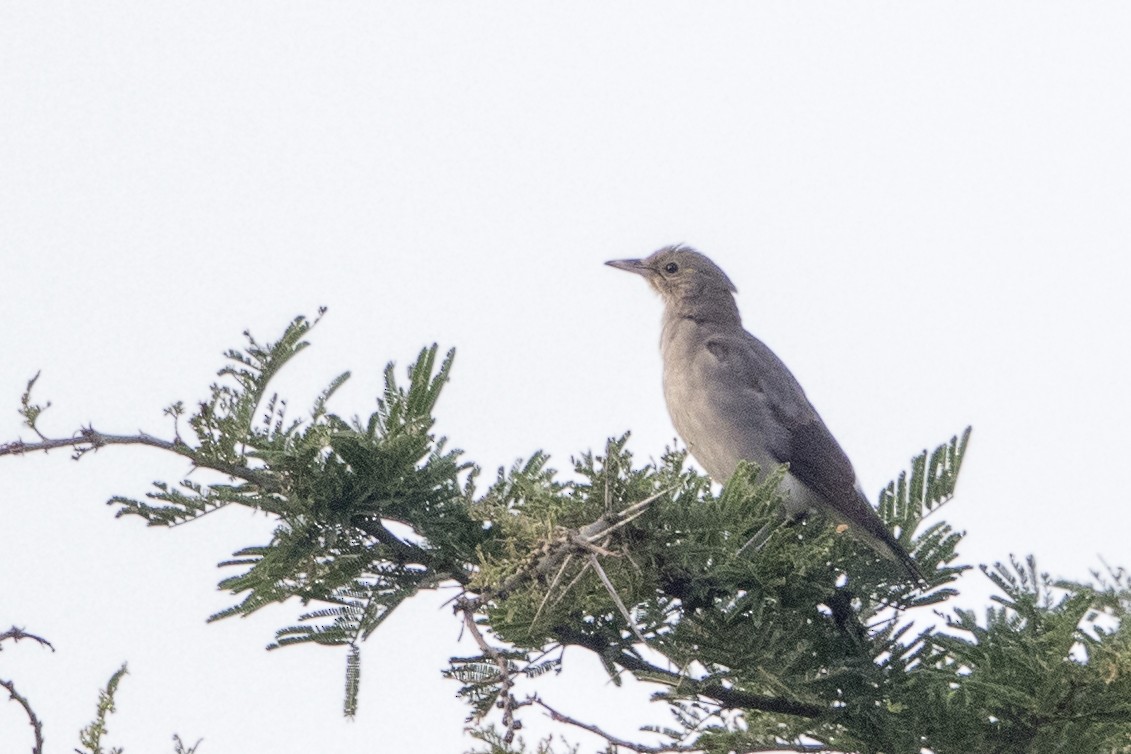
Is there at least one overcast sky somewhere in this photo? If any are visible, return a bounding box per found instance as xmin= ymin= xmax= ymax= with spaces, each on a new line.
xmin=3 ymin=4 xmax=1130 ymax=753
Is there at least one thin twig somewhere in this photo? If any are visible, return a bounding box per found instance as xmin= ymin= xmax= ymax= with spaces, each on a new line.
xmin=0 ymin=626 xmax=55 ymax=651
xmin=547 ymin=558 xmax=594 ymax=611
xmin=573 ymin=533 xmax=615 ymax=558
xmin=604 ymin=462 xmax=612 ymax=511
xmin=918 ymin=492 xmax=957 ymax=523
xmin=0 ymin=429 xmax=469 ymax=583
xmin=0 ymin=624 xmax=54 ymax=753
xmin=536 ymin=689 xmax=832 ymax=752
xmin=581 ymin=487 xmax=674 ymax=542
xmin=531 ymin=695 xmax=694 ymax=753
xmin=590 ymin=505 xmax=651 ymax=540
xmin=589 ymin=553 xmax=649 ymax=645
xmin=456 ymin=600 xmax=521 ymax=744
xmin=0 ymin=678 xmax=44 ymax=754
xmin=0 ymin=427 xmax=281 ymax=492
xmin=551 ymin=625 xmax=825 ymax=719
xmin=532 ymin=553 xmax=575 ymax=626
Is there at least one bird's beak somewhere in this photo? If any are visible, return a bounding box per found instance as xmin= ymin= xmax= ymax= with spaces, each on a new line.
xmin=605 ymin=258 xmax=649 ymax=276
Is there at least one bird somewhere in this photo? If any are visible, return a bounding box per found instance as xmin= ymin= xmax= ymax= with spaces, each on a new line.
xmin=606 ymin=244 xmax=924 ymax=583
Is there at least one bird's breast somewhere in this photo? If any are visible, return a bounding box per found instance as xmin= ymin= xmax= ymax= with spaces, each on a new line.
xmin=660 ymin=320 xmax=777 ymax=483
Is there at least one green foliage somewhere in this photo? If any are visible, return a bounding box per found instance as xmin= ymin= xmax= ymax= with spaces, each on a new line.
xmin=74 ymin=664 xmax=205 ymax=754
xmin=18 ymin=371 xmax=51 ymax=435
xmin=445 ymin=655 xmax=527 ymax=720
xmin=467 ymin=727 xmax=582 ymax=754
xmin=97 ymin=312 xmax=489 ymax=715
xmin=918 ymin=557 xmax=1131 ymax=753
xmin=448 ymin=428 xmax=1130 ymax=753
xmin=1 ymin=630 xmax=198 ymax=754
xmin=343 ymin=643 xmax=361 ymax=717
xmin=450 ymin=434 xmax=969 ymax=753
xmin=9 ymin=313 xmax=1131 ymax=753
xmin=77 ymin=663 xmax=128 ymax=754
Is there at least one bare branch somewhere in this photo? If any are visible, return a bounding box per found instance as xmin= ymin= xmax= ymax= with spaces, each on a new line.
xmin=0 ymin=426 xmax=281 ymax=491
xmin=456 ymin=599 xmax=522 ymax=744
xmin=531 ymin=695 xmax=694 ymax=753
xmin=551 ymin=625 xmax=825 ymax=719
xmin=0 ymin=678 xmax=44 ymax=754
xmin=0 ymin=626 xmax=55 ymax=651
xmin=534 ymin=694 xmax=835 ymax=753
xmin=0 ymin=627 xmax=51 ymax=752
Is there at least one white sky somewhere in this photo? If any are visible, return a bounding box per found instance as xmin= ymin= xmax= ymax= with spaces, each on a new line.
xmin=2 ymin=3 xmax=1130 ymax=753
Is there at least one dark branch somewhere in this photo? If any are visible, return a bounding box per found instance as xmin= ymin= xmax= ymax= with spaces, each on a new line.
xmin=552 ymin=625 xmax=825 ymax=719
xmin=532 ymin=695 xmax=695 ymax=753
xmin=0 ymin=627 xmax=49 ymax=754
xmin=0 ymin=678 xmax=44 ymax=754
xmin=0 ymin=427 xmax=282 ymax=492
xmin=0 ymin=626 xmax=55 ymax=651
xmin=353 ymin=516 xmax=470 ymax=585
xmin=456 ymin=597 xmax=522 ymax=744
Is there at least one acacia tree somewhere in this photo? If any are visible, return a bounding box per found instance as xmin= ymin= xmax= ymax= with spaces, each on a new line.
xmin=4 ymin=311 xmax=1130 ymax=754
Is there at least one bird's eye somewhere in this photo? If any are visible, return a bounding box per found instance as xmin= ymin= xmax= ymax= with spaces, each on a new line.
xmin=664 ymin=262 xmax=679 ymax=274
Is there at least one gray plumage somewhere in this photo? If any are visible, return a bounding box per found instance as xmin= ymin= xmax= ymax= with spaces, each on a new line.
xmin=607 ymin=244 xmax=923 ymax=583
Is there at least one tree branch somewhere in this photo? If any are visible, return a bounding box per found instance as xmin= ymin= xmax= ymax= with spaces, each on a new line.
xmin=465 ymin=487 xmax=673 ymax=610
xmin=456 ymin=598 xmax=522 ymax=744
xmin=353 ymin=516 xmax=470 ymax=585
xmin=0 ymin=627 xmax=51 ymax=754
xmin=1 ymin=429 xmax=475 ymax=588
xmin=551 ymin=625 xmax=825 ymax=719
xmin=531 ymin=695 xmax=695 ymax=753
xmin=0 ymin=427 xmax=282 ymax=492
xmin=0 ymin=678 xmax=44 ymax=754
xmin=0 ymin=626 xmax=55 ymax=651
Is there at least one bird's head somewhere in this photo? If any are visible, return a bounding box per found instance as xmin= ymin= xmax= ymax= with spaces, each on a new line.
xmin=606 ymin=245 xmax=737 ymax=304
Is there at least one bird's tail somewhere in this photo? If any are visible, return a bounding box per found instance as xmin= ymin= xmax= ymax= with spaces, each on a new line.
xmin=856 ymin=525 xmax=926 ymax=585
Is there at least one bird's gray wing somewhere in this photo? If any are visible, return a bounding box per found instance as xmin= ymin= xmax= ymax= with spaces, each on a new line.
xmin=701 ymin=330 xmax=922 ymax=580
xmin=704 ymin=332 xmax=875 ymax=520
xmin=699 ymin=329 xmax=923 ymax=581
